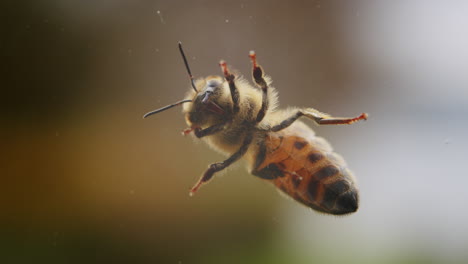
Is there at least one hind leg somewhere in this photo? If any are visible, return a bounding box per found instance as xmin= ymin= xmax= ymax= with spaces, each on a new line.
xmin=269 ymin=109 xmax=368 ymax=132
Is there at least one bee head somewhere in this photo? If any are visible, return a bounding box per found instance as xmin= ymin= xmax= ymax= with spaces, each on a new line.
xmin=143 ymin=42 xmax=231 ymax=126
xmin=183 ymin=75 xmax=231 ymax=127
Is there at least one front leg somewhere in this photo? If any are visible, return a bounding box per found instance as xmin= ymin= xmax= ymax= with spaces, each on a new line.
xmin=189 ymin=133 xmax=253 ymax=196
xmin=270 ymin=108 xmax=368 ymax=132
xmin=219 ymin=61 xmax=240 ymax=114
xmin=249 ymin=51 xmax=269 ymax=123
xmin=182 ymin=122 xmax=228 ymax=138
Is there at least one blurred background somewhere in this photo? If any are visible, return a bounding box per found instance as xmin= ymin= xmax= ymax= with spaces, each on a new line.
xmin=2 ymin=0 xmax=468 ymax=263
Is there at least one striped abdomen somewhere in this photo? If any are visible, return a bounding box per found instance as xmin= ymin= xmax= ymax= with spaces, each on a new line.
xmin=251 ymin=122 xmax=359 ymax=215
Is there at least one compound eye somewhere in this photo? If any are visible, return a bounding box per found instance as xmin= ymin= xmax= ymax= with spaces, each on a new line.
xmin=207 ymin=79 xmax=221 ymax=88
xmin=205 ymin=86 xmax=214 ymax=93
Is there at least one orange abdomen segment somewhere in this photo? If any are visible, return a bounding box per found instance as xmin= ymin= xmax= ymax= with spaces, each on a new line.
xmin=251 ymin=124 xmax=359 ymax=215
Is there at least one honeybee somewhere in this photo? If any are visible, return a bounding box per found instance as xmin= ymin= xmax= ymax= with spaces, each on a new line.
xmin=144 ymin=43 xmax=368 ymax=215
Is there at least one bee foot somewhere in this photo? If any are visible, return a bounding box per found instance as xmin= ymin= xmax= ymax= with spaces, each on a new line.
xmin=189 ymin=183 xmax=202 ymax=196
xmin=182 ymin=128 xmax=194 ymax=136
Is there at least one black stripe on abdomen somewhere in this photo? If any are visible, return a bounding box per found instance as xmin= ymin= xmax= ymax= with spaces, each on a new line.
xmin=314 ymin=165 xmax=340 ymax=180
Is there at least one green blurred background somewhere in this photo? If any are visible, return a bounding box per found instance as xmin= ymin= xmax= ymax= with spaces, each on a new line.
xmin=2 ymin=0 xmax=468 ymax=263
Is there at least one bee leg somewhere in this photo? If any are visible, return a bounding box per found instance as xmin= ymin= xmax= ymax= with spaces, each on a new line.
xmin=249 ymin=51 xmax=269 ymax=123
xmin=182 ymin=122 xmax=229 ymax=137
xmin=194 ymin=122 xmax=229 ymax=138
xmin=189 ymin=133 xmax=253 ymax=196
xmin=269 ymin=109 xmax=368 ymax=132
xmin=182 ymin=127 xmax=197 ymax=136
xmin=219 ymin=61 xmax=240 ymax=114
xmin=304 ymin=109 xmax=368 ymax=125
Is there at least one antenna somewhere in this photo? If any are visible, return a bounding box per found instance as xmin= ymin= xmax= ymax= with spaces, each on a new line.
xmin=178 ymin=42 xmax=198 ymax=92
xmin=143 ymin=99 xmax=192 ymax=118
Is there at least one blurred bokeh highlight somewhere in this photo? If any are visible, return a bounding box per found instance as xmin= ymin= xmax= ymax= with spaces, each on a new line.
xmin=2 ymin=1 xmax=468 ymax=263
